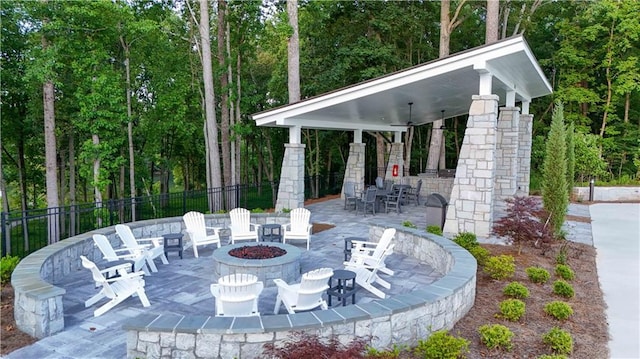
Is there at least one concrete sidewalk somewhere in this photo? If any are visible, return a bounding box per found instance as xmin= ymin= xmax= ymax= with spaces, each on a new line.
xmin=590 ymin=203 xmax=640 ymax=359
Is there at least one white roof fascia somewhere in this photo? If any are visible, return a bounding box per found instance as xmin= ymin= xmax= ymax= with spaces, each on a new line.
xmin=274 ymin=117 xmax=408 ymax=132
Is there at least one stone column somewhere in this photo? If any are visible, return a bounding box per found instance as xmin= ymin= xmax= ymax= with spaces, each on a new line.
xmin=385 ymin=142 xmax=404 ymax=182
xmin=342 ymin=143 xmax=366 ymax=197
xmin=517 ymin=114 xmax=533 ymax=196
xmin=493 ymin=107 xmax=520 ymax=220
xmin=443 ymin=95 xmax=499 ymax=237
xmin=275 ymin=143 xmax=305 ymax=211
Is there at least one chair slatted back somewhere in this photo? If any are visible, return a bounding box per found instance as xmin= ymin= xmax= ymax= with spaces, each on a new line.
xmin=229 ymin=208 xmax=251 ymax=232
xmin=297 ymin=268 xmax=333 ymax=308
xmin=371 ymin=228 xmax=396 ymax=260
xmin=93 ymin=234 xmax=119 ymax=260
xmin=289 ymin=208 xmax=311 ymax=233
xmin=80 ymin=256 xmax=117 ymax=299
xmin=183 ymin=211 xmax=207 ymax=242
xmin=218 ymin=274 xmax=260 ymax=299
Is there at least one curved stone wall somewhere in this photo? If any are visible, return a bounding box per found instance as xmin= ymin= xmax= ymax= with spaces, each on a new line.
xmin=11 ymin=213 xmax=289 ymax=338
xmin=11 ymin=214 xmax=477 ymax=359
xmin=124 ymin=224 xmax=477 ymax=358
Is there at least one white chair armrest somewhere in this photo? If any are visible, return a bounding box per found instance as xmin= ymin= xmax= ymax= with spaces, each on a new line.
xmin=136 ymin=237 xmax=163 ymax=247
xmin=350 ymin=240 xmax=378 ymax=247
xmin=205 ymin=226 xmax=222 ymax=234
xmin=249 ymin=223 xmax=261 ymax=231
xmin=282 ymin=223 xmax=292 ymax=231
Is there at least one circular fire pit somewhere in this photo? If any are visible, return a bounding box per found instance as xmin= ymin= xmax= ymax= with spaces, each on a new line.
xmin=212 ymin=242 xmax=302 ymax=287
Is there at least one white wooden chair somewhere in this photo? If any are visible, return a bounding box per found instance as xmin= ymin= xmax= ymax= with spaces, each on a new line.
xmin=210 ymin=273 xmax=264 ymax=317
xmin=115 ymin=224 xmax=168 ymax=273
xmin=228 ymin=208 xmax=260 ymax=244
xmin=80 ymin=255 xmax=150 ymax=317
xmin=344 ymin=228 xmax=396 ymax=276
xmin=345 ymin=244 xmax=394 ymax=299
xmin=282 ymin=208 xmax=313 ymax=250
xmin=92 ymin=234 xmax=149 ymax=275
xmin=273 ymin=267 xmax=333 ymax=314
xmin=183 ymin=211 xmax=222 ymax=258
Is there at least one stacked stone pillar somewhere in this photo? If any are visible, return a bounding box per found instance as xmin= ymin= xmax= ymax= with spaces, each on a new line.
xmin=517 ymin=114 xmax=533 ymax=196
xmin=385 ymin=142 xmax=404 ymax=182
xmin=443 ymin=95 xmax=499 ymax=237
xmin=493 ymin=107 xmax=520 ymax=220
xmin=275 ymin=144 xmax=305 ymax=211
xmin=342 ymin=143 xmax=366 ymax=197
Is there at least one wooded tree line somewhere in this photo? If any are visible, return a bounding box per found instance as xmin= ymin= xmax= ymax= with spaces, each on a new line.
xmin=2 ymin=0 xmax=638 ymax=218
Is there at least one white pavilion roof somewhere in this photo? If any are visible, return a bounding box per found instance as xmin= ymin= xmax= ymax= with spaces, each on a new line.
xmin=252 ymin=36 xmax=552 ymax=132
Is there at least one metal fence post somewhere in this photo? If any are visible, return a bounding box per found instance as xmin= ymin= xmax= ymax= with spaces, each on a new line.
xmin=1 ymin=212 xmax=7 ymax=257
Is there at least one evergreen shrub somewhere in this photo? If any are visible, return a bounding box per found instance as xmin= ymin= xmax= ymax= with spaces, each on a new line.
xmin=544 ymin=301 xmax=574 ymax=320
xmin=555 ymin=264 xmax=574 ymax=281
xmin=477 ymin=324 xmax=514 ymax=351
xmin=414 ymin=330 xmax=469 ymax=359
xmin=526 ymin=266 xmax=551 ymax=284
xmin=553 ymin=280 xmax=575 ymax=298
xmin=542 ymin=327 xmax=573 ymax=355
xmin=484 ymin=255 xmax=516 ymax=280
xmin=426 ymin=225 xmax=443 ymax=235
xmin=1 ymin=255 xmax=20 ymax=285
xmin=452 ymin=232 xmax=478 ymax=250
xmin=503 ymin=281 xmax=530 ymax=299
xmin=498 ymin=299 xmax=526 ymax=321
xmin=468 ymin=246 xmax=490 ymax=266
xmin=402 ymin=221 xmax=417 ymax=229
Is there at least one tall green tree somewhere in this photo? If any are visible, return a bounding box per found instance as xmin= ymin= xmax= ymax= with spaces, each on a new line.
xmin=542 ymin=101 xmax=568 ymax=234
xmin=566 ymin=121 xmax=575 ymax=197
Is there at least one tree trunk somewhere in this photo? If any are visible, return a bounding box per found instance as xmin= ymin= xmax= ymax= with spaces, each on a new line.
xmin=92 ymin=134 xmax=103 ymax=227
xmin=43 ymin=72 xmax=59 ymax=243
xmin=69 ymin=133 xmax=77 ymax=236
xmin=120 ymin=36 xmax=136 ymax=221
xmin=199 ymin=0 xmax=222 ymax=212
xmin=287 ymin=0 xmax=300 ymax=103
xmin=218 ymin=0 xmax=231 ymax=196
xmin=600 ymin=20 xmax=615 ymax=138
xmin=485 ymin=0 xmax=500 ymax=44
xmin=624 ymin=92 xmax=629 ymax=123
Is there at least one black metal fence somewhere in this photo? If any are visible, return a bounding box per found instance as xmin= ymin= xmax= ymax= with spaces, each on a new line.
xmin=1 ymin=174 xmax=344 ymax=259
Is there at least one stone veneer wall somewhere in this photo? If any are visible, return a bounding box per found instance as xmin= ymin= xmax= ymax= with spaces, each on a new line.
xmin=384 ymin=143 xmax=404 ymax=181
xmin=493 ymin=107 xmax=520 ymax=220
xmin=516 ymin=114 xmax=533 ymax=196
xmin=444 ymin=95 xmax=499 ymax=237
xmin=275 ymin=143 xmax=305 ymax=212
xmin=123 ymin=224 xmax=476 ymax=359
xmin=11 ymin=213 xmax=290 ymax=339
xmin=573 ymin=186 xmax=640 ymax=202
xmin=342 ymin=143 xmax=366 ymax=198
xmin=410 ymin=176 xmax=455 ymax=203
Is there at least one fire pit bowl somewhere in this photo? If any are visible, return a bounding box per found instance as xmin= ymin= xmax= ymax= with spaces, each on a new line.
xmin=212 ymin=242 xmax=302 ymax=287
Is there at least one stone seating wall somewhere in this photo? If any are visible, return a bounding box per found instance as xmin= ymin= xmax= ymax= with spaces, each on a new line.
xmin=11 ymin=214 xmax=477 ymax=359
xmin=124 ymin=224 xmax=477 ymax=359
xmin=11 ymin=213 xmax=289 ymax=339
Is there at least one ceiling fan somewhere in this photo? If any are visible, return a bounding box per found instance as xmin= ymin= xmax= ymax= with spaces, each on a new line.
xmin=390 ymin=102 xmax=415 ymax=127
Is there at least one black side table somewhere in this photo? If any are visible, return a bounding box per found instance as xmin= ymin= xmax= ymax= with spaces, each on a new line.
xmin=163 ymin=233 xmax=184 ymax=260
xmin=260 ymin=223 xmax=283 ymax=242
xmin=327 ymin=269 xmax=358 ymax=306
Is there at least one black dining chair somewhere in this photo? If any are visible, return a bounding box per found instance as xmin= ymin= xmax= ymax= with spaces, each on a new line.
xmin=384 ymin=185 xmax=405 ymax=214
xmin=356 ymin=187 xmax=377 ymax=216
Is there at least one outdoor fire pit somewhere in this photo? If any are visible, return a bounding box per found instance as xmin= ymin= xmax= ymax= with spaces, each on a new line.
xmin=213 ymin=242 xmax=302 ymax=287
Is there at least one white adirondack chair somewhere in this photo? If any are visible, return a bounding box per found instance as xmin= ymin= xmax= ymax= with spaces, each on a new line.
xmin=92 ymin=234 xmax=149 ymax=275
xmin=273 ymin=267 xmax=333 ymax=314
xmin=344 ymin=228 xmax=396 ymax=276
xmin=345 ymin=244 xmax=394 ymax=299
xmin=80 ymin=255 xmax=150 ymax=317
xmin=183 ymin=211 xmax=222 ymax=258
xmin=210 ymin=273 xmax=264 ymax=316
xmin=228 ymin=208 xmax=260 ymax=244
xmin=282 ymin=208 xmax=313 ymax=250
xmin=115 ymin=224 xmax=168 ymax=273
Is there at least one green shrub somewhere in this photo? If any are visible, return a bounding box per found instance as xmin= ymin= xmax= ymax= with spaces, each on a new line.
xmin=526 ymin=266 xmax=551 ymax=284
xmin=498 ymin=299 xmax=526 ymax=321
xmin=542 ymin=327 xmax=573 ymax=355
xmin=367 ymin=344 xmax=404 ymax=358
xmin=452 ymin=232 xmax=478 ymax=250
xmin=503 ymin=281 xmax=530 ymax=299
xmin=426 ymin=225 xmax=443 ymax=235
xmin=1 ymin=255 xmax=20 ymax=285
xmin=483 ymin=255 xmax=516 ymax=280
xmin=555 ymin=264 xmax=574 ymax=281
xmin=537 ymin=355 xmax=568 ymax=359
xmin=477 ymin=324 xmax=514 ymax=351
xmin=402 ymin=221 xmax=418 ymax=229
xmin=414 ymin=330 xmax=470 ymax=359
xmin=544 ymin=301 xmax=574 ymax=320
xmin=553 ymin=280 xmax=575 ymax=298
xmin=251 ymin=208 xmax=265 ymax=213
xmin=468 ymin=246 xmax=490 ymax=266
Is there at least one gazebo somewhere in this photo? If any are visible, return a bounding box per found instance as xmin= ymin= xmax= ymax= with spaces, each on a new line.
xmin=252 ymin=35 xmax=552 ymax=237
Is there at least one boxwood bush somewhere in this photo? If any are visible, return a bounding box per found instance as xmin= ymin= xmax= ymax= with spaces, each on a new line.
xmin=503 ymin=281 xmax=530 ymax=299
xmin=526 ymin=266 xmax=551 ymax=284
xmin=544 ymin=301 xmax=574 ymax=320
xmin=484 ymin=255 xmax=516 ymax=280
